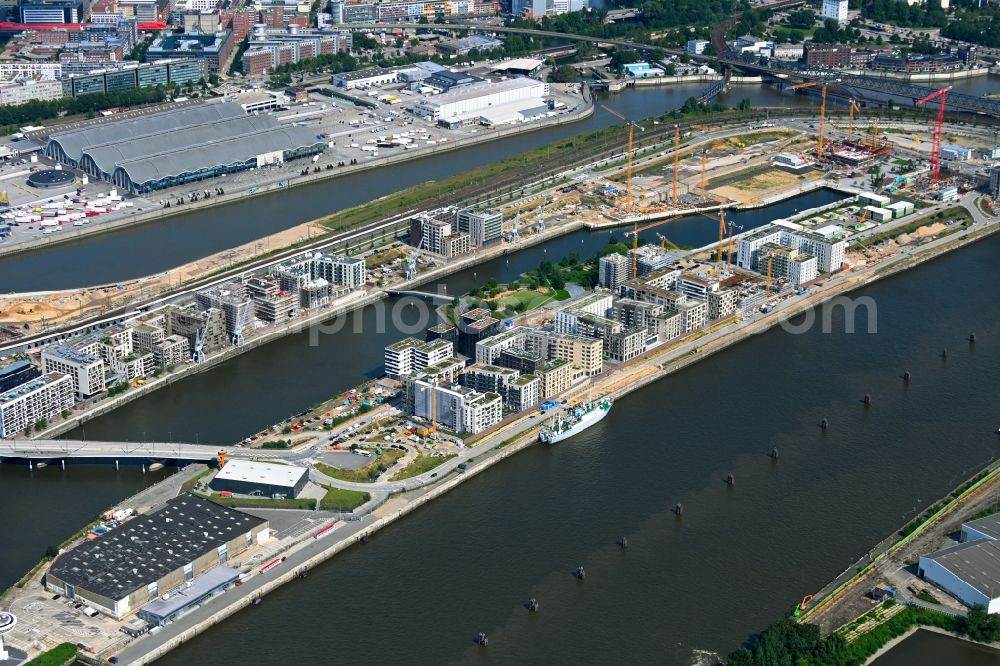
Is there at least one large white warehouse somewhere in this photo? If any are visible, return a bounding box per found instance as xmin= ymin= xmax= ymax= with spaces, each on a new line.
xmin=411 ymin=77 xmax=548 ymax=125
xmin=918 ymin=514 xmax=1000 ymax=613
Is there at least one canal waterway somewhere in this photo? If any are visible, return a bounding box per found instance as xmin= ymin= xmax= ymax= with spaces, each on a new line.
xmin=0 ymin=81 xmax=887 ymax=293
xmin=873 ymin=630 xmax=1000 ymax=666
xmin=0 ymin=221 xmax=995 ymax=664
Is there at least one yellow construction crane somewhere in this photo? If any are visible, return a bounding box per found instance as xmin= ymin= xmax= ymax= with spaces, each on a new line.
xmin=656 ymin=232 xmax=681 ymax=252
xmin=602 ymin=103 xmax=642 ymax=214
xmin=789 ymin=79 xmax=839 ymax=158
xmin=626 ymin=214 xmax=684 ymax=276
xmin=848 ymin=99 xmax=861 ymax=144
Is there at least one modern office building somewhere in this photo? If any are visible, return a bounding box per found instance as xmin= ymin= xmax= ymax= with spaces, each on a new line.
xmin=211 ymin=459 xmax=309 ymax=499
xmin=46 ymin=495 xmax=268 ymax=620
xmin=146 ymin=31 xmax=234 ymax=73
xmin=0 ymin=372 xmax=74 ymax=438
xmin=19 ymin=0 xmax=86 ymax=24
xmin=456 ymin=207 xmax=502 ymax=246
xmin=41 ymin=345 xmax=104 ymax=398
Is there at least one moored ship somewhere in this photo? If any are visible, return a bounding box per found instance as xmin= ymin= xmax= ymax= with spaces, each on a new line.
xmin=539 ymin=399 xmax=613 ymax=444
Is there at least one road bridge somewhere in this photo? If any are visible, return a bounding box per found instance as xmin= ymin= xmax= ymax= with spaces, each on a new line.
xmin=385 ymin=289 xmax=453 ymax=304
xmin=0 ymin=440 xmax=303 ymax=465
xmin=720 ymin=52 xmax=1000 ymax=117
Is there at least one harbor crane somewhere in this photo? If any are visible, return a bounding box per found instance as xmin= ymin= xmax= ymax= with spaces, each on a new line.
xmin=789 ymin=79 xmax=840 ymax=158
xmin=915 ymin=86 xmax=952 ymax=185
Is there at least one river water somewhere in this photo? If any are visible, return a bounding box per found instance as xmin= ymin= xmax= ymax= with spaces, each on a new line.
xmin=1 ymin=74 xmax=992 ymax=292
xmin=1 ymin=80 xmax=998 ymax=664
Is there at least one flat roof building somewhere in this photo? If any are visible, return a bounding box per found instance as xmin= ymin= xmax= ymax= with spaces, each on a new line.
xmin=0 ymin=359 xmax=41 ymax=394
xmin=41 ymin=344 xmax=104 ymax=398
xmin=46 ymin=495 xmax=268 ymax=619
xmin=0 ymin=372 xmax=74 ymax=438
xmin=211 ymin=459 xmax=309 ymax=499
xmin=46 ymin=102 xmax=325 ymax=193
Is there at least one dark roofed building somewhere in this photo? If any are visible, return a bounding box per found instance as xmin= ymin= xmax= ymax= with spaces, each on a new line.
xmin=45 ymin=494 xmax=268 ymax=619
xmin=0 ymin=359 xmax=41 ymax=393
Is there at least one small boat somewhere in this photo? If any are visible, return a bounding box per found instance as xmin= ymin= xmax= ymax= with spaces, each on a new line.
xmin=476 ymin=632 xmax=489 ymax=646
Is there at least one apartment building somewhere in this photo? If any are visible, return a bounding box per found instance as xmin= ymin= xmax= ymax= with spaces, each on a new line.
xmin=384 ymin=337 xmax=454 ymax=378
xmin=607 ymin=326 xmax=647 ymax=363
xmin=410 ymin=381 xmax=502 ymax=434
xmin=677 ymin=301 xmax=707 ymax=333
xmin=41 ymin=345 xmax=105 ymax=398
xmin=246 ymin=277 xmax=298 ymax=322
xmin=455 ymin=207 xmax=502 ymax=246
xmin=539 ymin=358 xmax=573 ymax=399
xmin=554 ymin=292 xmax=614 ymax=335
xmin=598 ymin=252 xmax=629 ymax=290
xmin=0 ymin=372 xmax=74 ymax=438
xmin=506 ymin=374 xmax=540 ymax=412
xmin=737 ymin=223 xmax=845 ymax=274
xmin=707 ymin=288 xmax=738 ymax=321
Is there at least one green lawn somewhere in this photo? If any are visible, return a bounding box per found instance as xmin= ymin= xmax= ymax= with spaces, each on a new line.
xmin=24 ymin=643 xmax=77 ymax=666
xmin=394 ymin=453 xmax=458 ymax=480
xmin=202 ymin=494 xmax=316 ymax=510
xmin=499 ymin=289 xmax=555 ymax=311
xmin=315 ymin=448 xmax=405 ymax=483
xmin=318 ymin=485 xmax=371 ymax=511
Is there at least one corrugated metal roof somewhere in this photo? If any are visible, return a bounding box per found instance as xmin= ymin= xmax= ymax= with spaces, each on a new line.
xmin=112 ymin=125 xmax=323 ymax=186
xmin=48 ymin=102 xmax=246 ymax=162
xmin=81 ymin=114 xmax=278 ymax=176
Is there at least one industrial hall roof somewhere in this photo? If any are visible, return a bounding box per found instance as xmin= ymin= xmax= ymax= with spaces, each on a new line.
xmin=80 ymin=114 xmax=277 ymax=177
xmin=111 ymin=125 xmax=322 ymax=187
xmin=47 ymin=102 xmax=246 ymax=163
xmin=48 ymin=494 xmax=266 ymax=601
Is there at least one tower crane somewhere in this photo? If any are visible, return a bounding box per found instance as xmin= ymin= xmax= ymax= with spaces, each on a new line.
xmin=915 ymin=86 xmax=952 ymax=185
xmin=766 ymin=254 xmax=774 ymax=296
xmin=726 ymin=220 xmax=743 ymax=271
xmin=655 ymin=232 xmax=681 ymax=252
xmin=601 ymin=103 xmax=643 ymax=214
xmin=848 ymin=99 xmax=861 ymax=144
xmin=700 ymin=149 xmax=708 ymax=196
xmin=625 ymin=214 xmax=684 ymax=276
xmin=789 ymin=79 xmax=840 ymax=158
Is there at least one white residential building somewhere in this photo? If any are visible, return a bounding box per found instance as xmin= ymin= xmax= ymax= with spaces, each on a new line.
xmin=410 ymin=381 xmax=502 ymax=434
xmin=599 ymin=253 xmax=629 ymax=290
xmin=41 ymin=345 xmax=105 ymax=398
xmin=0 ymin=372 xmax=74 ymax=438
xmin=384 ymin=337 xmax=454 ymax=378
xmin=822 ymin=0 xmax=848 ymax=24
xmin=737 ymin=224 xmax=845 ymax=274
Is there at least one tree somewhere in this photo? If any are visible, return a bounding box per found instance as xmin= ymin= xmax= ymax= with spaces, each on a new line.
xmin=552 ymin=64 xmax=579 ymax=83
xmin=869 ymin=166 xmax=884 ymax=189
xmin=787 ymin=8 xmax=816 ymax=28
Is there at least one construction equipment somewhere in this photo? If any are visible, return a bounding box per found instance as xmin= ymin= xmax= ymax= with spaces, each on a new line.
xmin=915 ymin=86 xmax=952 ymax=185
xmin=789 ymin=79 xmax=839 ymax=158
xmin=217 ymin=450 xmax=228 ymax=467
xmin=766 ymin=254 xmax=774 ymax=296
xmin=628 ymin=214 xmax=684 ymax=276
xmin=602 ymin=103 xmax=643 ymax=214
xmin=655 ymin=232 xmax=681 ymax=252
xmin=726 ymin=220 xmax=742 ymax=271
xmin=847 ymin=99 xmax=860 ymax=143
